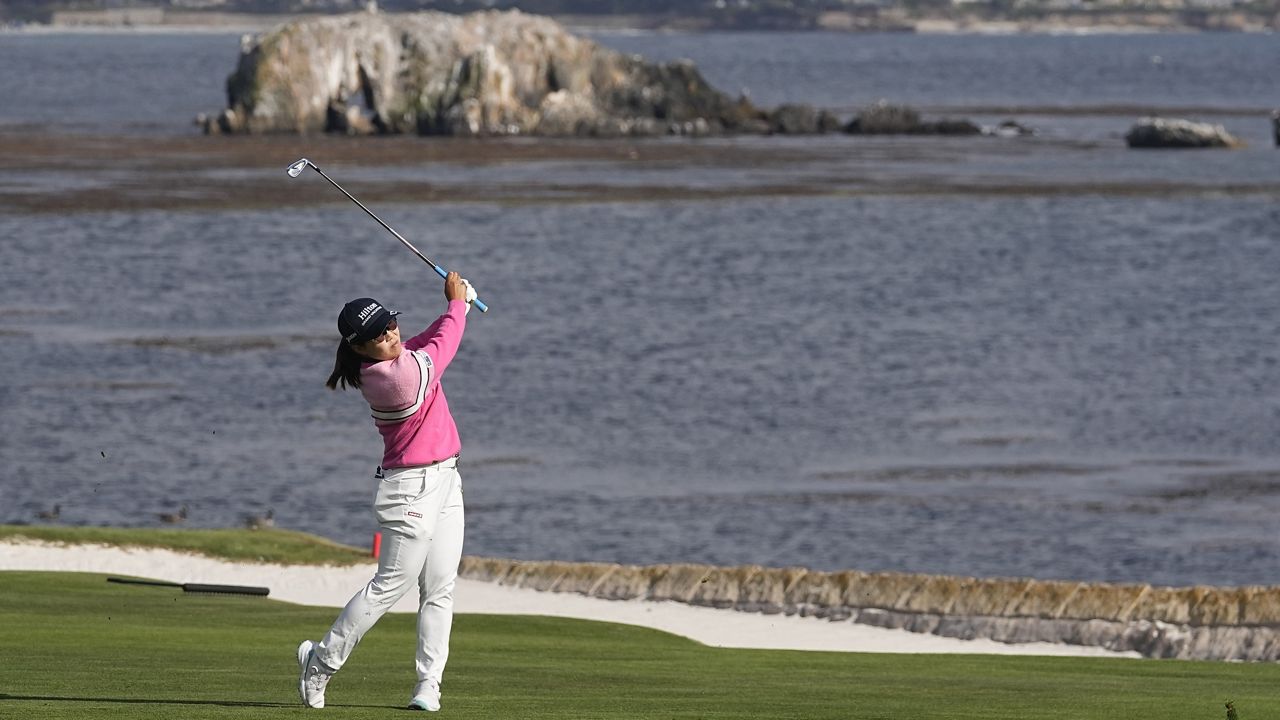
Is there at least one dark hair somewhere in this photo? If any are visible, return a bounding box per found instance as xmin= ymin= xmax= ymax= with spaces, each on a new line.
xmin=326 ymin=339 xmax=368 ymax=390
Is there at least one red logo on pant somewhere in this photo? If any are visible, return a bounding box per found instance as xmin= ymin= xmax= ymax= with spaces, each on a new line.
xmin=407 ymin=511 xmax=423 ymax=518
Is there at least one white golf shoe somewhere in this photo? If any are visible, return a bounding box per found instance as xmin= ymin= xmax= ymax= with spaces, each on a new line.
xmin=407 ymin=679 xmax=441 ymax=712
xmin=297 ymin=640 xmax=333 ymax=709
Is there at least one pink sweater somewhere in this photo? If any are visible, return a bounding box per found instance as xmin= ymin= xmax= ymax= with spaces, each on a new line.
xmin=358 ymin=299 xmax=468 ymax=469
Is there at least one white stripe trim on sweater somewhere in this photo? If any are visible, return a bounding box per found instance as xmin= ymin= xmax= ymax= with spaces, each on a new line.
xmin=369 ymin=351 xmax=433 ymax=423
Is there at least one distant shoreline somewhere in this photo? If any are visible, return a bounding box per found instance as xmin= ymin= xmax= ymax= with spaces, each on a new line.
xmin=5 ymin=8 xmax=1274 ymax=35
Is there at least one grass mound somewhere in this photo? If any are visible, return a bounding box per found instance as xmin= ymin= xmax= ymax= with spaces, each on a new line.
xmin=1 ymin=571 xmax=1278 ymax=719
xmin=0 ymin=525 xmax=369 ymax=566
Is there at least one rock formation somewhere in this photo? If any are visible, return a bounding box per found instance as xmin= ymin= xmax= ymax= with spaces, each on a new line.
xmin=988 ymin=119 xmax=1035 ymax=137
xmin=204 ymin=9 xmax=766 ymax=137
xmin=1125 ymin=117 xmax=1242 ymax=149
xmin=767 ymin=103 xmax=843 ymax=135
xmin=845 ymin=101 xmax=981 ymax=136
xmin=201 ymin=10 xmax=1014 ymax=141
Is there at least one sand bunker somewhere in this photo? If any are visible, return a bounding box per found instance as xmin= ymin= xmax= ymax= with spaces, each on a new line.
xmin=0 ymin=540 xmax=1136 ymax=658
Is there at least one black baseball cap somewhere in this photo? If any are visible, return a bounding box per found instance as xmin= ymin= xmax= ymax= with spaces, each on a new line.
xmin=338 ymin=297 xmax=400 ymax=344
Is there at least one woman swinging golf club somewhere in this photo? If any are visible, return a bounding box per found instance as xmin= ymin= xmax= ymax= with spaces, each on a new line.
xmin=298 ymin=271 xmax=476 ymax=712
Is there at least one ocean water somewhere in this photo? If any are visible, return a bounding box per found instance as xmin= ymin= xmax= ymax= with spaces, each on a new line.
xmin=1 ymin=28 xmax=1279 ymax=587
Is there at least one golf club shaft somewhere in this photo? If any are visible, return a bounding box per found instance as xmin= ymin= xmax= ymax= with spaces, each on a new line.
xmin=300 ymin=161 xmax=488 ymax=313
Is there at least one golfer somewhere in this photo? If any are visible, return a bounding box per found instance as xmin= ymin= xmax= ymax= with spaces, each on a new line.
xmin=298 ymin=271 xmax=476 ymax=712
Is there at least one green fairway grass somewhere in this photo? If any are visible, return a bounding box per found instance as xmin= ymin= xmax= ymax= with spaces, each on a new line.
xmin=0 ymin=525 xmax=370 ymax=565
xmin=1 ymin=571 xmax=1277 ymax=719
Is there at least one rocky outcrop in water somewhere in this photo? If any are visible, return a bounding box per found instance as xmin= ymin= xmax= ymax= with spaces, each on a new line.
xmin=767 ymin=104 xmax=842 ymax=135
xmin=204 ymin=9 xmax=766 ymax=137
xmin=460 ymin=556 xmax=1280 ymax=661
xmin=845 ymin=101 xmax=982 ymax=136
xmin=201 ymin=10 xmax=1020 ymax=141
xmin=1125 ymin=117 xmax=1242 ymax=149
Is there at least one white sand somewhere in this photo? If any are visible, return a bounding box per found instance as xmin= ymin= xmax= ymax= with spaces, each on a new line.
xmin=0 ymin=540 xmax=1137 ymax=658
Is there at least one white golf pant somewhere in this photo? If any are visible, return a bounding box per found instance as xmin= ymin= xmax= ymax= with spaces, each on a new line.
xmin=315 ymin=458 xmax=464 ymax=685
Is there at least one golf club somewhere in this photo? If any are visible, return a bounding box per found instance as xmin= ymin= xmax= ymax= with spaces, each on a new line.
xmin=107 ymin=576 xmax=270 ymax=597
xmin=286 ymin=158 xmax=489 ymax=313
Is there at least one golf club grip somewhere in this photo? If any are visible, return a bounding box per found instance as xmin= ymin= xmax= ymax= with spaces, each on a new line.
xmin=182 ymin=583 xmax=270 ymax=597
xmin=430 ymin=264 xmax=490 ymax=313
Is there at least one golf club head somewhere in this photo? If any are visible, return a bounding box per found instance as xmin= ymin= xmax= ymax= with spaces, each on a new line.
xmin=286 ymin=158 xmax=312 ymax=178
